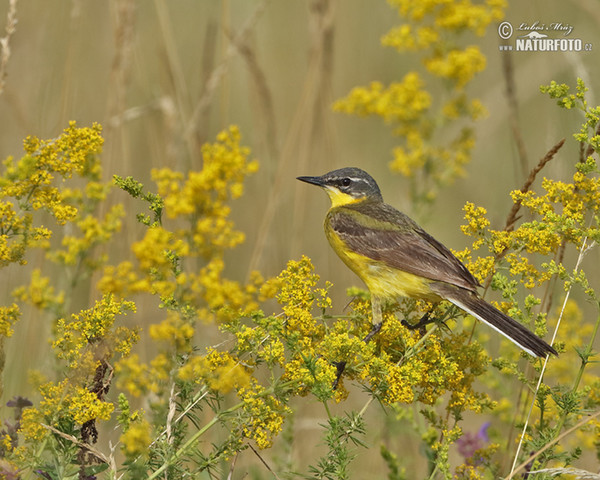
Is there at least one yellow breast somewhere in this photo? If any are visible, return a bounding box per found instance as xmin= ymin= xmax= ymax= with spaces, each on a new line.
xmin=325 ymin=221 xmax=440 ymax=302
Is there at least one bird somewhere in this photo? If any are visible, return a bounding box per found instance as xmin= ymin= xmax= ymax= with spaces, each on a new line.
xmin=297 ymin=167 xmax=557 ymax=361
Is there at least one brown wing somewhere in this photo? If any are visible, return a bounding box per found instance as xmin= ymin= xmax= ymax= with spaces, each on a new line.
xmin=328 ymin=202 xmax=480 ymax=292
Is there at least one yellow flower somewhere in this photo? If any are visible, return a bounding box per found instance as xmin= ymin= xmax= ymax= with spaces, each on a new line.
xmin=68 ymin=386 xmax=114 ymax=424
xmin=178 ymin=348 xmax=251 ymax=394
xmin=149 ymin=311 xmax=195 ymax=353
xmin=0 ymin=303 xmax=20 ymax=337
xmin=115 ymin=354 xmax=158 ymax=397
xmin=334 ymin=74 xmax=431 ymax=123
xmin=120 ymin=419 xmax=151 ymax=459
xmin=18 ymin=407 xmax=48 ymax=442
xmin=12 ymin=269 xmax=64 ymax=310
xmin=237 ymin=381 xmax=291 ymax=449
xmin=425 ymin=46 xmax=486 ymax=88
xmin=52 ymin=294 xmax=137 ymax=369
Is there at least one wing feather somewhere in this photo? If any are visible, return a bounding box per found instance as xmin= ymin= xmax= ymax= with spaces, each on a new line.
xmin=328 ymin=202 xmax=479 ymax=292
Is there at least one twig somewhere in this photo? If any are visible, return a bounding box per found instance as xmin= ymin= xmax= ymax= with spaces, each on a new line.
xmin=226 ymin=452 xmax=238 ymax=480
xmin=504 ymin=138 xmax=565 ymax=231
xmin=40 ymin=423 xmax=109 ymax=465
xmin=248 ymin=443 xmax=283 ymax=480
xmin=505 ymin=409 xmax=600 ymax=480
xmin=584 ymin=121 xmax=600 ymax=160
xmin=166 ymin=382 xmax=177 ymax=445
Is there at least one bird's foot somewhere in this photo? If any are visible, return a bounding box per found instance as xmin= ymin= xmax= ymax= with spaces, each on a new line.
xmin=362 ymin=322 xmax=382 ymax=343
xmin=332 ymin=322 xmax=382 ymax=390
xmin=332 ymin=361 xmax=347 ymax=390
xmin=401 ymin=312 xmax=433 ymax=336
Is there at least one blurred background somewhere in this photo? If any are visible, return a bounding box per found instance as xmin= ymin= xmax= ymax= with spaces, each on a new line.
xmin=0 ymin=0 xmax=598 ymax=477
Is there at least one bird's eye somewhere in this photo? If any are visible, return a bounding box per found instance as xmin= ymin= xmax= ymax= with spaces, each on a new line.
xmin=341 ymin=178 xmax=351 ymax=187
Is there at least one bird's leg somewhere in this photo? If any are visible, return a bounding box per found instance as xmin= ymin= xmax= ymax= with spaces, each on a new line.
xmin=333 ymin=296 xmax=383 ymax=389
xmin=332 ymin=361 xmax=346 ymax=390
xmin=401 ymin=312 xmax=433 ymax=336
xmin=363 ymin=296 xmax=383 ymax=343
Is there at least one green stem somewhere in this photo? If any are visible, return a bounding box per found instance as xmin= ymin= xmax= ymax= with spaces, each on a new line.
xmin=147 ymin=380 xmax=297 ymax=479
xmin=427 ymin=463 xmax=439 ymax=480
xmin=554 ymin=305 xmax=600 ymax=435
xmin=351 ymin=324 xmax=440 ymax=428
xmin=147 ymin=400 xmax=245 ymax=480
xmin=399 ymin=324 xmax=439 ymax=365
xmin=322 ymin=399 xmax=333 ymax=420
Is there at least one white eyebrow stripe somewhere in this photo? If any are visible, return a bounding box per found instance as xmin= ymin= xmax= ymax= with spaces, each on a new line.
xmin=333 ymin=177 xmax=368 ymax=183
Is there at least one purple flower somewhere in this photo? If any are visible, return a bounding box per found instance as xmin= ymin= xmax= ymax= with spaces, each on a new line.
xmin=456 ymin=422 xmax=490 ymax=465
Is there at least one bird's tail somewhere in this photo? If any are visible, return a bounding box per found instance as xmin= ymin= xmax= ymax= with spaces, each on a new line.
xmin=436 ymin=286 xmax=557 ymax=357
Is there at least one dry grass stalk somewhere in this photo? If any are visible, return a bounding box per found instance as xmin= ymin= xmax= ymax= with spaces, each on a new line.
xmin=185 ymin=0 xmax=270 ymax=150
xmin=248 ymin=0 xmax=337 ymax=273
xmin=231 ymin=31 xmax=279 ymax=164
xmin=0 ymin=0 xmax=18 ymax=96
xmin=504 ymin=138 xmax=566 ymax=231
xmin=502 ymin=48 xmax=529 ymax=181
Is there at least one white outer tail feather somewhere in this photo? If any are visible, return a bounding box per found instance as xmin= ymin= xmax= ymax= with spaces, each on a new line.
xmin=448 ymin=297 xmax=538 ymax=357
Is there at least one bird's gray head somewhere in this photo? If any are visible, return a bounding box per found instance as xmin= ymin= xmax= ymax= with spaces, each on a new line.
xmin=297 ymin=167 xmax=383 ymax=206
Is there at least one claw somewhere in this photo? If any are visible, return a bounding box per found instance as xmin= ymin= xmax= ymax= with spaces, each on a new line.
xmin=332 ymin=361 xmax=347 ymax=390
xmin=401 ymin=312 xmax=433 ymax=335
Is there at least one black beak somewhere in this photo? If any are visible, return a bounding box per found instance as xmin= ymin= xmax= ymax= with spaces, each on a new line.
xmin=297 ymin=175 xmax=325 ymax=187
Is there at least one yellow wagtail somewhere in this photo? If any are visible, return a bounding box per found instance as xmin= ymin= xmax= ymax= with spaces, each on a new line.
xmin=297 ymin=167 xmax=557 ymax=358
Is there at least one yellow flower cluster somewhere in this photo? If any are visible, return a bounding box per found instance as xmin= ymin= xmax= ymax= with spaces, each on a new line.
xmin=334 ymin=74 xmax=431 ymax=124
xmin=385 ymin=0 xmax=505 ymax=36
xmin=19 ymin=379 xmax=113 ymax=443
xmin=115 ymin=354 xmax=158 ymax=397
xmin=100 ymin=126 xmax=263 ymax=324
xmin=424 ymin=46 xmax=486 ymax=88
xmin=510 ymin=171 xmax=600 ymax=248
xmin=96 ymin=261 xmax=151 ymax=296
xmin=237 ymin=381 xmax=291 ymax=449
xmin=460 ymin=154 xmax=600 ymax=295
xmin=275 ymin=256 xmax=330 ymax=338
xmin=178 ymin=348 xmax=251 ymax=394
xmin=1 ymin=121 xmax=103 ymax=225
xmin=0 ymin=201 xmax=45 ymax=266
xmin=335 ymin=0 xmax=505 ymax=204
xmin=283 ymin=355 xmax=337 ymax=397
xmin=120 ymin=418 xmax=152 ymax=459
xmin=382 ymin=24 xmax=439 ymax=51
xmin=0 ymin=303 xmax=19 ymax=337
xmin=460 ymin=202 xmax=490 ymax=247
xmin=149 ymin=311 xmax=195 ymax=354
xmin=442 ymin=95 xmax=486 ymax=120
xmin=206 ymin=257 xmax=337 ymax=404
xmin=52 ymin=294 xmax=137 ymax=370
xmin=234 ymin=319 xmax=286 ymax=367
xmin=347 ymin=297 xmax=491 ymax=411
xmin=48 ymin=204 xmax=124 ymax=267
xmin=155 ymin=126 xmax=258 ymax=219
xmin=0 ymin=122 xmax=105 ymax=272
xmin=12 ymin=268 xmax=65 ymax=311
